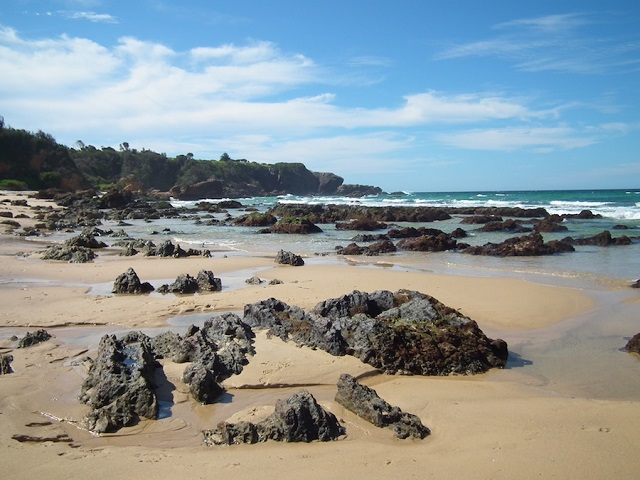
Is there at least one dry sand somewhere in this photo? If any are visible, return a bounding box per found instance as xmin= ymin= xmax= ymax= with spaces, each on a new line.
xmin=1 ymin=191 xmax=639 ymax=479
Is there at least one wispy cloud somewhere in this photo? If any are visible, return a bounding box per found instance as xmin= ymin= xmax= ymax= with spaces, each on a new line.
xmin=66 ymin=11 xmax=118 ymax=24
xmin=436 ymin=12 xmax=640 ymax=74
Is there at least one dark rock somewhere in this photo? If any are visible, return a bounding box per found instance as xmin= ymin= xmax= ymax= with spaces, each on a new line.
xmin=613 ymin=224 xmax=629 ymax=230
xmin=477 ymin=219 xmax=531 ymax=233
xmin=335 ymin=218 xmax=387 ymax=231
xmin=351 ymin=233 xmax=390 ymax=242
xmin=79 ymin=334 xmax=159 ymax=433
xmin=335 ymin=374 xmax=429 ymax=439
xmin=245 ymin=276 xmax=263 ymax=285
xmin=269 ymin=218 xmax=323 ymax=234
xmin=269 ymin=279 xmax=284 ymax=285
xmin=460 ymin=215 xmax=503 ymax=224
xmin=314 ymin=172 xmax=344 ymax=194
xmin=631 ymin=279 xmax=640 ymax=289
xmin=626 ymin=333 xmax=640 ymax=354
xmin=196 ymin=270 xmax=222 ymax=292
xmin=112 ymin=267 xmax=155 ymax=294
xmin=97 ymin=189 xmax=134 ymax=209
xmin=244 ymin=290 xmax=508 ymax=375
xmin=397 ymin=233 xmax=458 ymax=252
xmin=275 ymin=249 xmax=304 ymax=266
xmin=203 ymin=390 xmax=344 ymax=445
xmin=18 ymin=329 xmax=52 ymax=348
xmin=42 ymin=245 xmax=96 ymax=263
xmin=335 ymin=184 xmax=383 ymax=197
xmin=464 ymin=232 xmax=575 ymax=257
xmin=562 ymin=230 xmax=632 ymax=246
xmin=157 ymin=274 xmax=200 ymax=294
xmin=234 ymin=213 xmax=278 ymax=227
xmin=217 ymin=200 xmax=244 ymax=209
xmin=563 ymin=209 xmax=602 ymax=219
xmin=336 ymin=239 xmax=397 ymax=256
xmin=0 ymin=354 xmax=13 ymax=374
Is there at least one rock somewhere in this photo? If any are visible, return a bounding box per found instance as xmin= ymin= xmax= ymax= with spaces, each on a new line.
xmin=18 ymin=329 xmax=52 ymax=348
xmin=631 ymin=279 xmax=640 ymax=289
xmin=268 ymin=218 xmax=323 ymax=234
xmin=112 ymin=267 xmax=155 ymax=294
xmin=0 ymin=354 xmax=13 ymax=374
xmin=203 ymin=390 xmax=345 ymax=445
xmin=275 ymin=249 xmax=305 ymax=266
xmin=336 ymin=239 xmax=397 ymax=256
xmin=463 ymin=232 xmax=575 ymax=256
xmin=335 ymin=374 xmax=429 ymax=439
xmin=196 ymin=270 xmax=222 ymax=291
xmin=65 ymin=233 xmax=107 ymax=249
xmin=245 ymin=276 xmax=263 ymax=285
xmin=562 ymin=230 xmax=632 ymax=246
xmin=234 ymin=213 xmax=278 ymax=227
xmin=244 ymin=290 xmax=508 ymax=375
xmin=335 ymin=184 xmax=383 ymax=197
xmin=41 ymin=245 xmax=96 ymax=263
xmin=477 ymin=219 xmax=531 ymax=233
xmin=534 ymin=216 xmax=568 ymax=232
xmin=335 ymin=218 xmax=388 ymax=231
xmin=396 ymin=233 xmax=458 ymax=252
xmin=79 ymin=334 xmax=159 ymax=433
xmin=460 ymin=215 xmax=503 ymax=224
xmin=269 ymin=279 xmax=284 ymax=285
xmin=626 ymin=333 xmax=640 ymax=354
xmin=97 ymin=189 xmax=134 ymax=209
xmin=157 ymin=274 xmax=200 ymax=294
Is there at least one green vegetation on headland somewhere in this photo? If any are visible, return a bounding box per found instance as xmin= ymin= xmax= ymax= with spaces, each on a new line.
xmin=0 ymin=118 xmax=382 ymax=199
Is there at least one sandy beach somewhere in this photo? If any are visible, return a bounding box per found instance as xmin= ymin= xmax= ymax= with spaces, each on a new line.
xmin=1 ymin=191 xmax=639 ymax=479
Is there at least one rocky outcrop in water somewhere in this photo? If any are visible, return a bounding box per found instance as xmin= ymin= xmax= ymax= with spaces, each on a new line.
xmin=336 ymin=239 xmax=397 ymax=256
xmin=396 ymin=233 xmax=458 ymax=252
xmin=266 ymin=218 xmax=323 ymax=234
xmin=463 ymin=232 xmax=575 ymax=257
xmin=18 ymin=329 xmax=52 ymax=348
xmin=335 ymin=374 xmax=430 ymax=439
xmin=112 ymin=267 xmax=155 ymax=294
xmin=203 ymin=390 xmax=345 ymax=445
xmin=562 ymin=230 xmax=632 ymax=246
xmin=275 ymin=249 xmax=305 ymax=266
xmin=244 ymin=289 xmax=508 ymax=375
xmin=79 ymin=334 xmax=159 ymax=433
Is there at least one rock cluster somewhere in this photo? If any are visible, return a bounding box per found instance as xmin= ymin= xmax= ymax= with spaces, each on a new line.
xmin=112 ymin=268 xmax=155 ymax=294
xmin=335 ymin=374 xmax=429 ymax=439
xmin=463 ymin=232 xmax=574 ymax=257
xmin=203 ymin=390 xmax=344 ymax=445
xmin=244 ymin=289 xmax=508 ymax=375
xmin=625 ymin=333 xmax=640 ymax=354
xmin=157 ymin=270 xmax=222 ymax=294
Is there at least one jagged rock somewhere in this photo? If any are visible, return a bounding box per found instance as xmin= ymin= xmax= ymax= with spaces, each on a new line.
xmin=112 ymin=268 xmax=155 ymax=294
xmin=79 ymin=334 xmax=159 ymax=433
xmin=463 ymin=232 xmax=575 ymax=256
xmin=268 ymin=218 xmax=323 ymax=234
xmin=65 ymin=233 xmax=107 ymax=249
xmin=563 ymin=230 xmax=632 ymax=246
xmin=41 ymin=245 xmax=96 ymax=263
xmin=626 ymin=333 xmax=640 ymax=354
xmin=203 ymin=390 xmax=345 ymax=445
xmin=335 ymin=374 xmax=429 ymax=439
xmin=336 ymin=239 xmax=397 ymax=256
xmin=196 ymin=270 xmax=223 ymax=291
xmin=460 ymin=215 xmax=503 ymax=224
xmin=0 ymin=354 xmax=13 ymax=374
xmin=269 ymin=279 xmax=284 ymax=285
xmin=245 ymin=276 xmax=263 ymax=285
xmin=275 ymin=249 xmax=304 ymax=266
xmin=234 ymin=213 xmax=278 ymax=227
xmin=335 ymin=218 xmax=388 ymax=231
xmin=18 ymin=329 xmax=52 ymax=348
xmin=157 ymin=274 xmax=200 ymax=294
xmin=534 ymin=216 xmax=569 ymax=232
xmin=477 ymin=219 xmax=531 ymax=233
xmin=631 ymin=279 xmax=640 ymax=289
xmin=244 ymin=290 xmax=508 ymax=375
xmin=396 ymin=233 xmax=458 ymax=252
xmin=351 ymin=233 xmax=390 ymax=242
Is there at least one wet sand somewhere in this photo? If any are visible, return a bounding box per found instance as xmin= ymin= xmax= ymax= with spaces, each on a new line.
xmin=1 ymin=191 xmax=639 ymax=479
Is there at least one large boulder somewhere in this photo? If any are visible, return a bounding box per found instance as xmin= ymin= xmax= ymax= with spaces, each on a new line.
xmin=79 ymin=334 xmax=159 ymax=433
xmin=196 ymin=270 xmax=223 ymax=292
xmin=335 ymin=374 xmax=429 ymax=439
xmin=275 ymin=249 xmax=305 ymax=266
xmin=112 ymin=267 xmax=155 ymax=294
xmin=396 ymin=233 xmax=458 ymax=252
xmin=203 ymin=390 xmax=345 ymax=445
xmin=244 ymin=290 xmax=508 ymax=375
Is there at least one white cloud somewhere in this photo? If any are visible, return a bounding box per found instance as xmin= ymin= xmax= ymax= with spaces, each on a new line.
xmin=67 ymin=11 xmax=118 ymax=23
xmin=436 ymin=126 xmax=596 ymax=152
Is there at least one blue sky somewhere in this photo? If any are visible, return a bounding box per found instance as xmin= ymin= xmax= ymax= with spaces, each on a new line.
xmin=1 ymin=0 xmax=639 ymax=192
